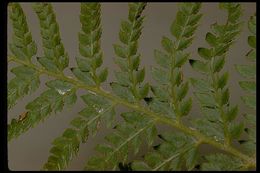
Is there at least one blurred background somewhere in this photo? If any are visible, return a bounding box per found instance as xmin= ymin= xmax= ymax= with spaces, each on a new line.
xmin=8 ymin=2 xmax=256 ymax=170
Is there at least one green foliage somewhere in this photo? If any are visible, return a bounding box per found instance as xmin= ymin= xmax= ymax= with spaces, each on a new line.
xmin=8 ymin=81 xmax=77 ymax=141
xmin=113 ymin=3 xmax=147 ymax=101
xmin=8 ymin=3 xmax=38 ymax=109
xmin=235 ymin=14 xmax=256 ymax=157
xmin=8 ymin=2 xmax=256 ymax=171
xmin=132 ymin=132 xmax=199 ymax=171
xmin=43 ymin=93 xmax=115 ymax=170
xmin=33 ymin=3 xmax=69 ymax=71
xmin=75 ymin=3 xmax=106 ymax=86
xmin=151 ymin=3 xmax=202 ymax=120
xmin=84 ymin=112 xmax=156 ymax=170
xmin=201 ymin=153 xmax=242 ymax=171
xmin=189 ymin=3 xmax=244 ymax=145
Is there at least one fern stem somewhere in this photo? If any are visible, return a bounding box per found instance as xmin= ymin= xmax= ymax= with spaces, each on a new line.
xmin=8 ymin=55 xmax=255 ymax=168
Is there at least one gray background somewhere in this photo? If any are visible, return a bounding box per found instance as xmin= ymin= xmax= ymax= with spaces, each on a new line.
xmin=8 ymin=3 xmax=256 ymax=171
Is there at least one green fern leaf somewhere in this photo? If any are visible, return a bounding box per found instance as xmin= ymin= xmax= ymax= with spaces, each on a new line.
xmin=8 ymin=3 xmax=39 ymax=109
xmin=33 ymin=3 xmax=69 ymax=71
xmin=201 ymin=153 xmax=242 ymax=171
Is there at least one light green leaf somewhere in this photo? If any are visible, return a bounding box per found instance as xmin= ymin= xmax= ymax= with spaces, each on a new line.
xmin=114 ymin=56 xmax=128 ymax=72
xmin=235 ymin=64 xmax=255 ymax=78
xmin=151 ymin=67 xmax=169 ymax=84
xmin=37 ymin=57 xmax=59 ymax=72
xmin=113 ymin=44 xmax=128 ymax=58
xmin=75 ymin=57 xmax=91 ymax=72
xmin=46 ymin=80 xmax=74 ymax=94
xmin=161 ymin=36 xmax=173 ymax=53
xmin=241 ymin=95 xmax=256 ymax=109
xmin=151 ymin=85 xmax=169 ymax=102
xmin=110 ymin=82 xmax=135 ymax=102
xmin=154 ymin=49 xmax=171 ymax=69
xmin=190 ymin=78 xmax=211 ymax=93
xmin=71 ymin=68 xmax=95 ymax=85
xmin=114 ymin=71 xmax=130 ymax=86
xmin=239 ymin=81 xmax=256 ymax=93
xmin=194 ymin=92 xmax=215 ymax=108
xmin=243 ymin=114 xmax=256 ymax=126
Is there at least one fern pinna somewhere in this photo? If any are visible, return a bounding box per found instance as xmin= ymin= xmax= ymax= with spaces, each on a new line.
xmin=8 ymin=2 xmax=256 ymax=171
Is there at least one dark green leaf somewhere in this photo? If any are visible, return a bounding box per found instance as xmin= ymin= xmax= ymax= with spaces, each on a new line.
xmin=114 ymin=44 xmax=128 ymax=58
xmin=189 ymin=59 xmax=209 ymax=74
xmin=229 ymin=122 xmax=244 ymax=139
xmin=136 ymin=68 xmax=145 ymax=83
xmin=248 ymin=36 xmax=256 ymax=48
xmin=198 ymin=47 xmax=212 ymax=60
xmin=180 ymin=98 xmax=192 ymax=116
xmin=226 ymin=105 xmax=238 ymax=122
xmin=213 ymin=56 xmax=225 ymax=73
xmin=98 ymin=68 xmax=108 ymax=83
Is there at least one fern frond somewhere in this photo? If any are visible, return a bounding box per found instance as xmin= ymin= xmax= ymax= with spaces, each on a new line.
xmin=235 ymin=14 xmax=256 ymax=157
xmin=131 ymin=132 xmax=199 ymax=171
xmin=73 ymin=3 xmax=107 ymax=86
xmin=8 ymin=80 xmax=77 ymax=141
xmin=113 ymin=2 xmax=148 ymax=102
xmin=33 ymin=3 xmax=69 ymax=72
xmin=150 ymin=3 xmax=202 ymax=121
xmin=84 ymin=4 xmax=153 ymax=170
xmin=8 ymin=3 xmax=38 ymax=109
xmin=43 ymin=92 xmax=116 ymax=170
xmin=84 ymin=112 xmax=156 ymax=170
xmin=42 ymin=3 xmax=113 ymax=170
xmin=189 ymin=3 xmax=243 ymax=145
